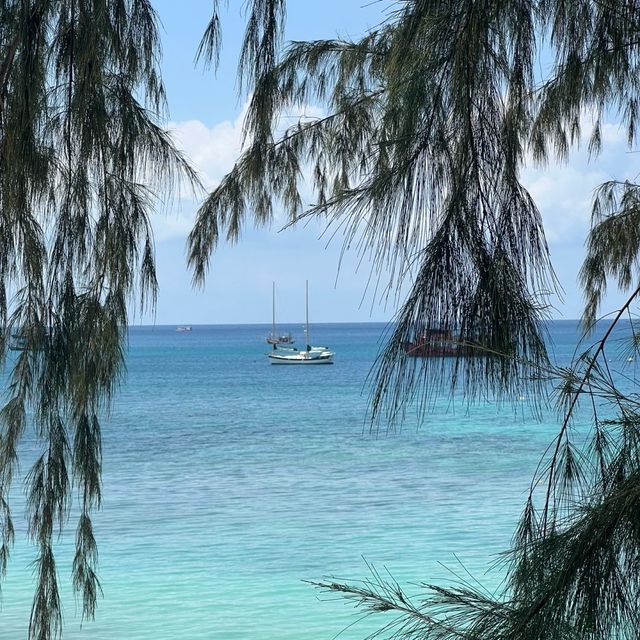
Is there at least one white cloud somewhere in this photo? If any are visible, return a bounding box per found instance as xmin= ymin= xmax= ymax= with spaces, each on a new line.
xmin=153 ymin=103 xmax=326 ymax=243
xmin=521 ymin=163 xmax=607 ymax=242
xmin=516 ymin=113 xmax=640 ymax=316
xmin=167 ymin=111 xmax=246 ymax=191
xmin=156 ymin=101 xmax=640 ymax=255
xmin=601 ymin=121 xmax=627 ymax=146
xmin=521 ymin=115 xmax=640 ymax=244
xmin=149 ymin=110 xmax=246 ymax=243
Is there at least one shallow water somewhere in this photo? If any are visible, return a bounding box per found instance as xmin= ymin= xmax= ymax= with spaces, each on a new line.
xmin=0 ymin=321 xmax=628 ymax=638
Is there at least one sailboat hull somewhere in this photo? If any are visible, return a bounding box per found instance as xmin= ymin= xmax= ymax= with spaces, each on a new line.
xmin=268 ymin=352 xmax=334 ymax=364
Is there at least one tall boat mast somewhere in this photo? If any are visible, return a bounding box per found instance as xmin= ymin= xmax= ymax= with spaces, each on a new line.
xmin=272 ymin=281 xmax=276 ymax=340
xmin=266 ymin=283 xmax=294 ymax=346
xmin=305 ymin=280 xmax=310 ymax=351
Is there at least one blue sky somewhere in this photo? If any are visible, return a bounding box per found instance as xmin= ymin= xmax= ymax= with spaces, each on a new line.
xmin=146 ymin=1 xmax=391 ymax=326
xmin=143 ymin=1 xmax=635 ymax=326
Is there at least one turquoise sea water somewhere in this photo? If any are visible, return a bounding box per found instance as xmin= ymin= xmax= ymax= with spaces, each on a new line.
xmin=0 ymin=321 xmax=624 ymax=638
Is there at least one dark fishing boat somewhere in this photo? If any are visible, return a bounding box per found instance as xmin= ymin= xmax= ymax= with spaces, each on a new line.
xmin=402 ymin=328 xmax=478 ymax=357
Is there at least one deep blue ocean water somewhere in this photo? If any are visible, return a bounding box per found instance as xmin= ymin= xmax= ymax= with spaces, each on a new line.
xmin=0 ymin=321 xmax=631 ymax=638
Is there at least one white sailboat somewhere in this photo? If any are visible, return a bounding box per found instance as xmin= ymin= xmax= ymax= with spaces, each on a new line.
xmin=268 ymin=281 xmax=334 ymax=365
xmin=266 ymin=282 xmax=295 ymax=345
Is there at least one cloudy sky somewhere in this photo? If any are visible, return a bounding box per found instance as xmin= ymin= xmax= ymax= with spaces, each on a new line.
xmin=144 ymin=1 xmax=637 ymax=326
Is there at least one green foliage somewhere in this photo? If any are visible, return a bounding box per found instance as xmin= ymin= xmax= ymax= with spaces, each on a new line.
xmin=189 ymin=1 xmax=640 ymax=639
xmin=6 ymin=0 xmax=640 ymax=638
xmin=0 ymin=1 xmax=197 ymax=638
xmin=189 ymin=0 xmax=558 ymax=423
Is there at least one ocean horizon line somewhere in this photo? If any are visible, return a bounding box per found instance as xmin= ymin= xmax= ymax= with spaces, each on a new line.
xmin=129 ymin=318 xmax=590 ymax=328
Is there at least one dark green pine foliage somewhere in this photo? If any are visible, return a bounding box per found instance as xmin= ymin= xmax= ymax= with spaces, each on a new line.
xmin=0 ymin=2 xmax=197 ymax=638
xmin=189 ymin=0 xmax=556 ymax=423
xmin=190 ymin=1 xmax=640 ymax=639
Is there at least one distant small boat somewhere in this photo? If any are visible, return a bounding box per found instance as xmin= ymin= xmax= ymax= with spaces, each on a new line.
xmin=266 ymin=282 xmax=295 ymax=345
xmin=176 ymin=326 xmax=192 ymax=332
xmin=266 ymin=333 xmax=295 ymax=345
xmin=268 ymin=281 xmax=334 ymax=365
